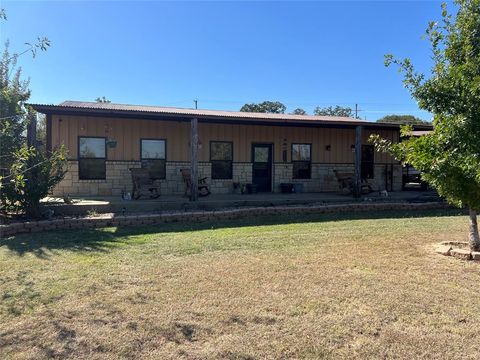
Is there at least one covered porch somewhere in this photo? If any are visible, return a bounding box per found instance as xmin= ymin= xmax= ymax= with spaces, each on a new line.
xmin=42 ymin=190 xmax=440 ymax=216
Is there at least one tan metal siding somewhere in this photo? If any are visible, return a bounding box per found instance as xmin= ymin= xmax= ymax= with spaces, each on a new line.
xmin=51 ymin=115 xmax=399 ymax=164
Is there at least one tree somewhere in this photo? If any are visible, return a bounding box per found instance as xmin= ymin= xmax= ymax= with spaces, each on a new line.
xmin=0 ymin=8 xmax=66 ymax=218
xmin=376 ymin=115 xmax=430 ymax=125
xmin=371 ymin=0 xmax=480 ymax=251
xmin=291 ymin=108 xmax=307 ymax=115
xmin=313 ymin=105 xmax=358 ymax=118
xmin=240 ymin=101 xmax=286 ymax=114
xmin=0 ymin=42 xmax=31 ymax=170
xmin=95 ymin=96 xmax=111 ymax=103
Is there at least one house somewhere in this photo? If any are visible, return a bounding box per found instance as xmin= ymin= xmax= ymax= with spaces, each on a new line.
xmin=31 ymin=101 xmax=432 ymax=198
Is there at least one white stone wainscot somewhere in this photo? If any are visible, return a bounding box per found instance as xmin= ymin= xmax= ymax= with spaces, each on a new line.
xmin=53 ymin=161 xmax=404 ymax=197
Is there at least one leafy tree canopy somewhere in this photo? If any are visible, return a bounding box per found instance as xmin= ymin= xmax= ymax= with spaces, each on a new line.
xmin=371 ymin=0 xmax=480 ymax=250
xmin=0 ymin=41 xmax=31 ymax=169
xmin=376 ymin=114 xmax=430 ymax=125
xmin=240 ymin=101 xmax=286 ymax=114
xmin=95 ymin=96 xmax=111 ymax=103
xmin=313 ymin=105 xmax=358 ymax=118
xmin=291 ymin=108 xmax=307 ymax=115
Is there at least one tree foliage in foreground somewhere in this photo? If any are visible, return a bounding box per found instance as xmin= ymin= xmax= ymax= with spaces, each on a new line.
xmin=0 ymin=8 xmax=67 ymax=218
xmin=240 ymin=101 xmax=286 ymax=114
xmin=1 ymin=145 xmax=67 ymax=218
xmin=371 ymin=0 xmax=480 ymax=250
xmin=0 ymin=42 xmax=31 ymax=170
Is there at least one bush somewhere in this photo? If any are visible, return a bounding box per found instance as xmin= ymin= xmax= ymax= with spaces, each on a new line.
xmin=1 ymin=145 xmax=67 ymax=218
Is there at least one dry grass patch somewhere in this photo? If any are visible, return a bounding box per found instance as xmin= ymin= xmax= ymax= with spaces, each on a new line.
xmin=1 ymin=209 xmax=479 ymax=359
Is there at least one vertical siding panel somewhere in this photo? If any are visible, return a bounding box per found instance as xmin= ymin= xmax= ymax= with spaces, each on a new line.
xmin=275 ymin=126 xmax=282 ymax=162
xmin=68 ymin=117 xmax=77 ymax=159
xmin=133 ymin=120 xmax=141 ymax=160
xmin=338 ymin=129 xmax=345 ymax=163
xmin=343 ymin=129 xmax=350 ymax=163
xmin=197 ymin=122 xmax=203 ymax=161
xmin=185 ymin=121 xmax=192 ymax=162
xmin=232 ymin=125 xmax=240 ymax=162
xmin=241 ymin=125 xmax=248 ymax=162
xmin=109 ymin=118 xmax=116 ymax=160
xmin=170 ymin=120 xmax=179 ymax=161
xmin=331 ymin=129 xmax=338 ymax=163
xmin=338 ymin=128 xmax=344 ymax=163
xmin=124 ymin=119 xmax=131 ymax=161
xmin=313 ymin=128 xmax=320 ymax=163
xmin=51 ymin=116 xmax=58 ymax=150
xmin=326 ymin=128 xmax=331 ymax=163
xmin=282 ymin=127 xmax=289 ymax=162
xmin=323 ymin=128 xmax=329 ymax=163
xmin=185 ymin=121 xmax=191 ymax=162
xmin=310 ymin=128 xmax=315 ymax=163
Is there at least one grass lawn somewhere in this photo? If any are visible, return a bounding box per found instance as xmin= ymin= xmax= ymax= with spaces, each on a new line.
xmin=1 ymin=209 xmax=479 ymax=359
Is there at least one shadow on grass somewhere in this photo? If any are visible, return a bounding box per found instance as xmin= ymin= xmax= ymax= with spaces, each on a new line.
xmin=1 ymin=208 xmax=467 ymax=258
xmin=0 ymin=228 xmax=124 ymax=259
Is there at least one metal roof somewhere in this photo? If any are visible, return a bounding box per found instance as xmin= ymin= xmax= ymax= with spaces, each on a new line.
xmin=30 ymin=101 xmax=434 ymax=130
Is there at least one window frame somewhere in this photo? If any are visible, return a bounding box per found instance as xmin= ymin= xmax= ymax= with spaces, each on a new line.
xmin=291 ymin=143 xmax=312 ymax=179
xmin=140 ymin=138 xmax=167 ymax=180
xmin=210 ymin=141 xmax=233 ymax=180
xmin=78 ymin=136 xmax=107 ymax=180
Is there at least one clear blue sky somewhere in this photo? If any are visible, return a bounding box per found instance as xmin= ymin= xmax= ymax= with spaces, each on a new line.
xmin=2 ymin=1 xmax=449 ymax=120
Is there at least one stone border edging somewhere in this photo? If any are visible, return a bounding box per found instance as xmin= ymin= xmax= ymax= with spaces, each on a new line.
xmin=1 ymin=202 xmax=451 ymax=237
xmin=435 ymin=242 xmax=480 ymax=261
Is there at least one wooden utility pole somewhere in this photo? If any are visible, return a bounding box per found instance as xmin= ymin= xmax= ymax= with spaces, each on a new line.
xmin=354 ymin=125 xmax=363 ymax=198
xmin=190 ymin=118 xmax=199 ymax=201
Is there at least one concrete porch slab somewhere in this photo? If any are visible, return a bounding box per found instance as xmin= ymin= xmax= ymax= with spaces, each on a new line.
xmin=41 ymin=190 xmax=441 ymax=216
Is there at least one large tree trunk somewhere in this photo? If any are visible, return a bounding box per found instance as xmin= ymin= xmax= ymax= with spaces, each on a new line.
xmin=469 ymin=208 xmax=480 ymax=252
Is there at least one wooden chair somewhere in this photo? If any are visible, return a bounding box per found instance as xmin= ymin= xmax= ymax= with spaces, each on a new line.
xmin=180 ymin=169 xmax=210 ymax=197
xmin=129 ymin=168 xmax=161 ymax=200
xmin=333 ymin=170 xmax=354 ymax=193
xmin=333 ymin=170 xmax=373 ymax=194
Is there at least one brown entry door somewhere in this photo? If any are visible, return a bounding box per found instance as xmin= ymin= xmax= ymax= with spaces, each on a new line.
xmin=252 ymin=144 xmax=272 ymax=192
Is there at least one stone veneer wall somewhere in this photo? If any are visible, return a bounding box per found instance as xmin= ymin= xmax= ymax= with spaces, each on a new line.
xmin=53 ymin=161 xmax=402 ymax=197
xmin=272 ymin=163 xmax=402 ymax=193
xmin=53 ymin=161 xmax=253 ymax=197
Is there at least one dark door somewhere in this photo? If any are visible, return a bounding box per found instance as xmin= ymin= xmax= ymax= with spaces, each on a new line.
xmin=361 ymin=145 xmax=375 ymax=180
xmin=252 ymin=144 xmax=273 ymax=192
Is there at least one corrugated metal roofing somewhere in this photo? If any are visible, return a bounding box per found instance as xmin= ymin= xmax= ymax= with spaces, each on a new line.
xmin=30 ymin=101 xmax=433 ymax=130
xmin=52 ymin=101 xmax=362 ymax=122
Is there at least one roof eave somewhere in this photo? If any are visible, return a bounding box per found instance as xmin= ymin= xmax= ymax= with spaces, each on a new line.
xmin=28 ymin=104 xmax=433 ymax=131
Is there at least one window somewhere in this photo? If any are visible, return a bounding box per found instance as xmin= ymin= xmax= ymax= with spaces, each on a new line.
xmin=79 ymin=137 xmax=106 ymax=180
xmin=292 ymin=143 xmax=311 ymax=179
xmin=141 ymin=139 xmax=166 ymax=179
xmin=210 ymin=141 xmax=233 ymax=179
